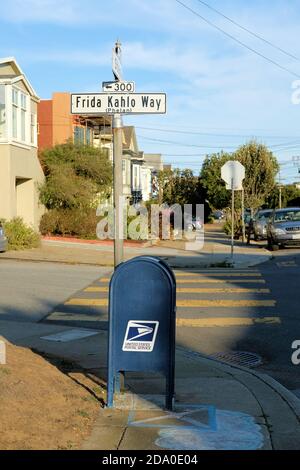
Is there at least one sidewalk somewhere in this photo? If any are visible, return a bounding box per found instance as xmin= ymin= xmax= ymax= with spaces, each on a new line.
xmin=1 ymin=319 xmax=299 ymax=450
xmin=0 ymin=224 xmax=271 ymax=269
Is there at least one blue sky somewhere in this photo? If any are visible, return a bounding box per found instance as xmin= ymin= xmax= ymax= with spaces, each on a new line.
xmin=1 ymin=0 xmax=300 ymax=182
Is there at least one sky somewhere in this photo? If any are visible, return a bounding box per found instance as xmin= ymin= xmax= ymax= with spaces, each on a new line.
xmin=1 ymin=0 xmax=300 ymax=182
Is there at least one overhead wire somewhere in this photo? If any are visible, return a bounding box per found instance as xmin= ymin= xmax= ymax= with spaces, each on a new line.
xmin=174 ymin=0 xmax=300 ymax=79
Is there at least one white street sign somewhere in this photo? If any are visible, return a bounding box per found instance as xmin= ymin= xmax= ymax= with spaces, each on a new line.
xmin=71 ymin=93 xmax=166 ymax=115
xmin=102 ymin=81 xmax=135 ymax=93
xmin=112 ymin=50 xmax=122 ymax=81
xmin=221 ymin=160 xmax=245 ymax=190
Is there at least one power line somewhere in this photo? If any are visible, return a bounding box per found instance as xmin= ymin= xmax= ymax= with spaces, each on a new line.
xmin=138 ymin=134 xmax=237 ymax=148
xmin=174 ymin=0 xmax=300 ymax=79
xmin=136 ymin=125 xmax=300 ymax=140
xmin=195 ymin=0 xmax=300 ymax=62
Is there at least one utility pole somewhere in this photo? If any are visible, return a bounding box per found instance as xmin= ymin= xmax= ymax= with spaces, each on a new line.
xmin=278 ymin=170 xmax=282 ymax=209
xmin=279 ymin=185 xmax=282 ymax=209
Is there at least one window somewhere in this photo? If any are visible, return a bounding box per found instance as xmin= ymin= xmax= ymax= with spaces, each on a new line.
xmin=12 ymin=105 xmax=18 ymax=139
xmin=0 ymin=85 xmax=6 ymax=139
xmin=86 ymin=127 xmax=92 ymax=145
xmin=74 ymin=126 xmax=84 ymax=144
xmin=30 ymin=114 xmax=36 ymax=144
xmin=12 ymin=88 xmax=18 ymax=106
xmin=20 ymin=93 xmax=27 ymax=141
xmin=11 ymin=88 xmax=30 ymax=143
xmin=122 ymin=159 xmax=126 ymax=185
xmin=12 ymin=88 xmax=18 ymax=139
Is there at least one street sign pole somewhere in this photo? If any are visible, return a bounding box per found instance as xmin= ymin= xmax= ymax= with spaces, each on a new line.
xmin=242 ymin=187 xmax=246 ymax=243
xmin=71 ymin=41 xmax=166 ymax=269
xmin=113 ymin=113 xmax=124 ymax=267
xmin=221 ymin=161 xmax=246 ymax=261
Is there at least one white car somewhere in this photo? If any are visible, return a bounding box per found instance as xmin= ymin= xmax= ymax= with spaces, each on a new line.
xmin=0 ymin=223 xmax=7 ymax=252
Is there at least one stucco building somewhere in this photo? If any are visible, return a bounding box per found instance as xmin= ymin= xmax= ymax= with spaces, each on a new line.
xmin=0 ymin=57 xmax=44 ymax=229
xmin=38 ymin=92 xmax=94 ymax=150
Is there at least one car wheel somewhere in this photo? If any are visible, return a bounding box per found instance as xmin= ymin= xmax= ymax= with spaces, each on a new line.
xmin=267 ymin=237 xmax=279 ymax=251
xmin=270 ymin=241 xmax=279 ymax=251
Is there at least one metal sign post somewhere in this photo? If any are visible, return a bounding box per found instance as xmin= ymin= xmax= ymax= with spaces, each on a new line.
xmin=231 ymin=178 xmax=234 ymax=261
xmin=221 ymin=161 xmax=246 ymax=261
xmin=112 ymin=113 xmax=124 ymax=267
xmin=70 ymin=41 xmax=167 ymax=268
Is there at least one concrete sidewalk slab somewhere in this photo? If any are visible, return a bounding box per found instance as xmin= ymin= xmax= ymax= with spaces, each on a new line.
xmin=0 ymin=320 xmax=299 ymax=450
xmin=0 ymin=224 xmax=272 ymax=269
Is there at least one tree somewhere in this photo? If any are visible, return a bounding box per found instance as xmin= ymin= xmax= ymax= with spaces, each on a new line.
xmin=200 ymin=142 xmax=279 ymax=213
xmin=39 ymin=142 xmax=112 ymax=210
xmin=156 ymin=167 xmax=211 ymax=221
xmin=38 ymin=142 xmax=112 ymax=238
xmin=267 ymin=184 xmax=300 ymax=209
xmin=235 ymin=141 xmax=279 ymax=212
xmin=158 ymin=168 xmax=205 ymax=206
xmin=200 ymin=152 xmax=233 ymax=209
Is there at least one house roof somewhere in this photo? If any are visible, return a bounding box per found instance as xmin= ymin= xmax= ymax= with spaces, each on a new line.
xmin=122 ymin=126 xmax=138 ymax=152
xmin=0 ymin=57 xmax=39 ymax=101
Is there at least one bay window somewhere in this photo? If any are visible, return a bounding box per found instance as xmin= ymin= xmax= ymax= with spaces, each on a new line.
xmin=0 ymin=85 xmax=6 ymax=139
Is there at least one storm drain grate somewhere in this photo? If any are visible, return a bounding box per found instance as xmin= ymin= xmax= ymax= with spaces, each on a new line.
xmin=210 ymin=351 xmax=263 ymax=368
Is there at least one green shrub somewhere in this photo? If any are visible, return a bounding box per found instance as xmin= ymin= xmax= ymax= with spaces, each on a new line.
xmin=3 ymin=217 xmax=40 ymax=251
xmin=40 ymin=209 xmax=99 ymax=239
xmin=223 ymin=216 xmax=242 ymax=239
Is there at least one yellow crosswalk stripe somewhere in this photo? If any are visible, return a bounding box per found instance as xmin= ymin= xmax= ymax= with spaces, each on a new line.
xmin=86 ymin=286 xmax=270 ymax=293
xmin=177 ymin=299 xmax=276 ymax=307
xmin=65 ymin=298 xmax=108 ymax=306
xmin=176 ymin=288 xmax=270 ymax=293
xmin=175 ymin=272 xmax=261 ymax=277
xmin=85 ymin=287 xmax=109 ymax=292
xmin=176 ymin=317 xmax=281 ymax=327
xmin=99 ymin=278 xmax=266 ymax=284
xmin=176 ymin=279 xmax=266 ymax=284
xmin=66 ymin=298 xmax=276 ymax=308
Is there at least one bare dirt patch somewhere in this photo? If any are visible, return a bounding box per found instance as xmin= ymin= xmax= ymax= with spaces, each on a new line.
xmin=0 ymin=341 xmax=104 ymax=450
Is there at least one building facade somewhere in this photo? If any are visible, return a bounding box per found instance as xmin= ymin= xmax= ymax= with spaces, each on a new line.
xmin=37 ymin=92 xmax=163 ymax=204
xmin=0 ymin=57 xmax=44 ymax=229
xmin=38 ymin=92 xmax=94 ymax=150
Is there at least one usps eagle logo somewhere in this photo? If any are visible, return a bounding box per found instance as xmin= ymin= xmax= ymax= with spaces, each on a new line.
xmin=122 ymin=321 xmax=159 ymax=352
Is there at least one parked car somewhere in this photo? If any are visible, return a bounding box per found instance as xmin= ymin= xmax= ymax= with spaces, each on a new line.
xmin=267 ymin=207 xmax=300 ymax=250
xmin=212 ymin=210 xmax=224 ymax=221
xmin=253 ymin=209 xmax=273 ymax=241
xmin=0 ymin=223 xmax=7 ymax=252
xmin=184 ymin=215 xmax=203 ymax=232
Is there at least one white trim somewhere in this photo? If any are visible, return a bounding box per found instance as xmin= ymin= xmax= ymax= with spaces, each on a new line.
xmin=0 ymin=57 xmax=39 ymax=100
xmin=0 ymin=141 xmax=34 ymax=150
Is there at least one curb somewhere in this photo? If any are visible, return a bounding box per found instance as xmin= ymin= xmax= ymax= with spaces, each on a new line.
xmin=178 ymin=347 xmax=300 ymax=419
xmin=0 ymin=255 xmax=114 ymax=267
xmin=42 ymin=236 xmax=152 ymax=248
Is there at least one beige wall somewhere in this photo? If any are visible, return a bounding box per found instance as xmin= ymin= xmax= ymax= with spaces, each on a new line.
xmin=0 ymin=144 xmax=44 ymax=229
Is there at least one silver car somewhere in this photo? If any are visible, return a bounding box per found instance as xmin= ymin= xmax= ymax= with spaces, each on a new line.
xmin=253 ymin=209 xmax=273 ymax=240
xmin=0 ymin=223 xmax=7 ymax=252
xmin=267 ymin=207 xmax=300 ymax=250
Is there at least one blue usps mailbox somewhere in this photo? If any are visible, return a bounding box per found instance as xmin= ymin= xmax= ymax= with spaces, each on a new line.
xmin=107 ymin=256 xmax=176 ymax=410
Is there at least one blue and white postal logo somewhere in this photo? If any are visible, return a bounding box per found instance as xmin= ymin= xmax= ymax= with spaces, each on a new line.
xmin=122 ymin=320 xmax=159 ymax=352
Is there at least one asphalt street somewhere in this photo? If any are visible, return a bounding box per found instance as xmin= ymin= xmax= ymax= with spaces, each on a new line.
xmin=0 ymin=259 xmax=110 ymax=322
xmin=1 ymin=251 xmax=300 ymax=397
